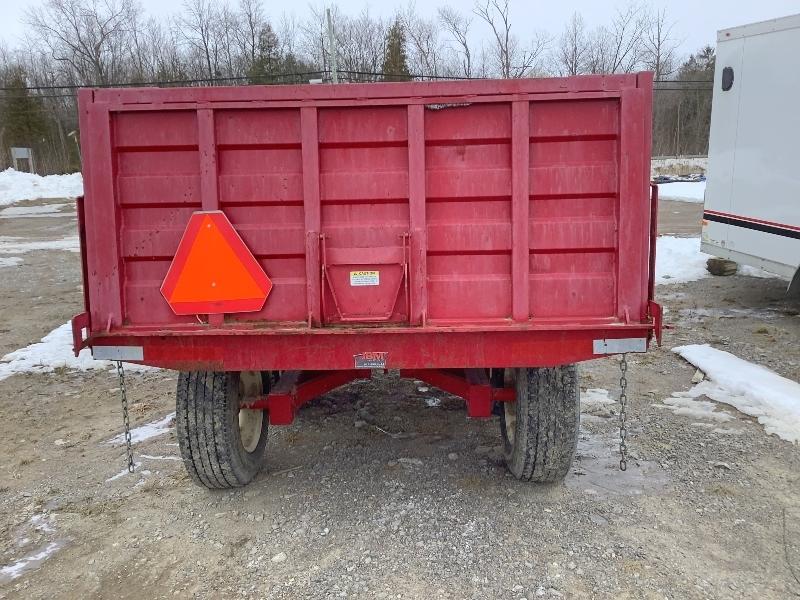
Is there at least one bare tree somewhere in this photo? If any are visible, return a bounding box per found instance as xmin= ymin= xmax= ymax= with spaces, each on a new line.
xmin=298 ymin=5 xmax=334 ymax=74
xmin=643 ymin=7 xmax=679 ymax=79
xmin=304 ymin=7 xmax=387 ymax=80
xmin=586 ymin=3 xmax=648 ymax=74
xmin=236 ymin=0 xmax=265 ymax=69
xmin=336 ymin=9 xmax=388 ymax=78
xmin=553 ymin=12 xmax=589 ymax=76
xmin=277 ymin=13 xmax=300 ymax=60
xmin=438 ymin=5 xmax=473 ymax=77
xmin=25 ymin=0 xmax=141 ymax=85
xmin=473 ymin=0 xmax=549 ymax=78
xmin=401 ymin=4 xmax=445 ymax=77
xmin=177 ymin=0 xmax=223 ymax=82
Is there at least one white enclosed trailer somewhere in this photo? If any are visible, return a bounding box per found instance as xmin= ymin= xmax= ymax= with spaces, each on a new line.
xmin=702 ymin=14 xmax=800 ymax=292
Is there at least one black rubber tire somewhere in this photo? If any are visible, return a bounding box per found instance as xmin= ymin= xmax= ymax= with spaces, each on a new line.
xmin=500 ymin=365 xmax=580 ymax=482
xmin=176 ymin=371 xmax=269 ymax=489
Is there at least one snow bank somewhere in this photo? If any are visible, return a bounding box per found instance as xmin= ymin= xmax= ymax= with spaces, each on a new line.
xmin=658 ymin=181 xmax=706 ymax=203
xmin=0 ymin=169 xmax=83 ymax=206
xmin=673 ymin=344 xmax=800 ymax=443
xmin=655 ymin=236 xmax=710 ymax=284
xmin=651 ymin=156 xmax=708 ymax=177
xmin=0 ymin=321 xmax=151 ymax=382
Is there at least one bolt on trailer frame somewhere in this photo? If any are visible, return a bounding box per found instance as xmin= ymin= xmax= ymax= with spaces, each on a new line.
xmin=72 ymin=73 xmax=661 ymax=485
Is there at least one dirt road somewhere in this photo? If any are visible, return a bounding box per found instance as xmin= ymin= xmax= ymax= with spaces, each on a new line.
xmin=1 ymin=198 xmax=798 ymax=599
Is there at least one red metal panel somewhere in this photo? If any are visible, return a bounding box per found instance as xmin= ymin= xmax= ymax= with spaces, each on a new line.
xmin=528 ymin=97 xmax=621 ymax=321
xmin=425 ymin=102 xmax=512 ymax=321
xmin=197 ymin=109 xmax=219 ymax=211
xmin=80 ymin=93 xmax=124 ymax=330
xmin=318 ymin=105 xmax=410 ymax=325
xmin=639 ymin=72 xmax=656 ymax=310
xmin=617 ymin=86 xmax=648 ymax=322
xmin=91 ymin=325 xmax=653 ymax=371
xmin=301 ymin=107 xmax=321 ymax=326
xmin=407 ymin=104 xmax=427 ymax=325
xmin=512 ymin=101 xmax=531 ymax=321
xmin=77 ymin=75 xmax=655 ymax=369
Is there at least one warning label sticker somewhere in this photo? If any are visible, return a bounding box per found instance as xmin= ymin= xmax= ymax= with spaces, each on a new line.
xmin=349 ymin=270 xmax=380 ymax=286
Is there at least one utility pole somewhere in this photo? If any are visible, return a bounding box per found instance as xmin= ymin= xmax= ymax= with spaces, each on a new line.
xmin=326 ymin=8 xmax=339 ymax=84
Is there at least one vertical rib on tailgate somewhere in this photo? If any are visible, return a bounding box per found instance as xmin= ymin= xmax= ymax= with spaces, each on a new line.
xmin=78 ymin=75 xmax=651 ymax=334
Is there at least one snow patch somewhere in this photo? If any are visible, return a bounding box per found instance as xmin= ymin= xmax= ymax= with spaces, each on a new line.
xmin=658 ymin=181 xmax=706 ymax=203
xmin=673 ymin=344 xmax=800 ymax=443
xmin=0 ymin=168 xmax=83 ymax=207
xmin=424 ymin=397 xmax=441 ymax=407
xmin=739 ymin=264 xmax=778 ymax=279
xmin=654 ymin=394 xmax=735 ymax=422
xmin=0 ymin=542 xmax=63 ymax=582
xmin=655 ymin=236 xmax=710 ymax=284
xmin=581 ymin=388 xmax=615 ymax=407
xmin=1 ymin=513 xmax=63 ymax=583
xmin=0 ymin=235 xmax=79 ymax=254
xmin=139 ymin=454 xmax=181 ymax=461
xmin=0 ymin=321 xmax=151 ymax=382
xmin=105 ymin=412 xmax=176 ymax=446
xmin=106 ymin=462 xmax=143 ymax=482
xmin=29 ymin=514 xmax=56 ymax=534
xmin=0 ymin=203 xmax=74 ymax=218
xmin=0 ymin=256 xmax=22 ymax=268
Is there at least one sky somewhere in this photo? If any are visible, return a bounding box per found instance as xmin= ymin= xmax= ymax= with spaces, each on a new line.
xmin=1 ymin=0 xmax=798 ymax=60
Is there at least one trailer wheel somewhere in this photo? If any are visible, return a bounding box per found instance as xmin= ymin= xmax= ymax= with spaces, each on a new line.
xmin=499 ymin=365 xmax=580 ymax=482
xmin=176 ymin=371 xmax=269 ymax=489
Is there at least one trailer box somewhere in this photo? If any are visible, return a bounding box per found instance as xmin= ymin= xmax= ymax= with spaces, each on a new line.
xmin=73 ymin=74 xmax=660 ymax=488
xmin=703 ymin=14 xmax=800 ymax=287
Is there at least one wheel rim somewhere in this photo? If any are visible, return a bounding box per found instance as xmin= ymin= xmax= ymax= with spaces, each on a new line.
xmin=503 ymin=368 xmax=518 ymax=448
xmin=238 ymin=371 xmax=265 ymax=454
xmin=504 ymin=401 xmax=517 ymax=446
xmin=239 ymin=408 xmax=264 ymax=453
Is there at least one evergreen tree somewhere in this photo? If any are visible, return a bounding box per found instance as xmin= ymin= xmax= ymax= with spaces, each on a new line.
xmin=246 ymin=23 xmax=280 ymax=83
xmin=671 ymin=46 xmax=716 ymax=155
xmin=382 ymin=19 xmax=411 ymax=82
xmin=1 ymin=67 xmax=49 ymax=155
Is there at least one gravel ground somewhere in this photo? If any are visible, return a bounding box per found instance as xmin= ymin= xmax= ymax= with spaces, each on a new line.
xmin=0 ymin=199 xmax=799 ymax=599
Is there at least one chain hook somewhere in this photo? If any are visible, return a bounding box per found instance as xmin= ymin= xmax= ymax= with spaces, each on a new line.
xmin=618 ymin=353 xmax=629 ymax=471
xmin=115 ymin=360 xmax=135 ymax=473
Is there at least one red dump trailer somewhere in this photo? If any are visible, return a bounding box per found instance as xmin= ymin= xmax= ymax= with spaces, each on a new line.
xmin=73 ymin=74 xmax=661 ymax=488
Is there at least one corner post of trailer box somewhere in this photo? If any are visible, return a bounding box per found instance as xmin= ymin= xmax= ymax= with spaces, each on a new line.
xmin=407 ymin=104 xmax=427 ymax=325
xmin=197 ymin=107 xmax=223 ymax=326
xmin=638 ymin=72 xmax=655 ymax=309
xmin=617 ymin=79 xmax=649 ymax=323
xmin=301 ymin=107 xmax=322 ymax=327
xmin=80 ymin=90 xmax=124 ymax=330
xmin=511 ymin=100 xmax=531 ymax=321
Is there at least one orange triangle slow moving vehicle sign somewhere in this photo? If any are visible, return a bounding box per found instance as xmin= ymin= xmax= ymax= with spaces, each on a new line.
xmin=161 ymin=211 xmax=272 ymax=315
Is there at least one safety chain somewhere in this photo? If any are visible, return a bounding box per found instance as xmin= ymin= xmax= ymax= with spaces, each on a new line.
xmin=115 ymin=360 xmax=135 ymax=473
xmin=618 ymin=353 xmax=629 ymax=471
